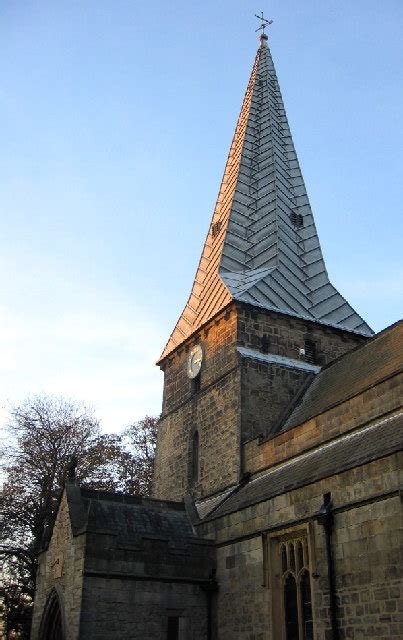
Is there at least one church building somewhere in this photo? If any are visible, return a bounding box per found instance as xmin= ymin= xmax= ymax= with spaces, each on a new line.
xmin=31 ymin=27 xmax=402 ymax=640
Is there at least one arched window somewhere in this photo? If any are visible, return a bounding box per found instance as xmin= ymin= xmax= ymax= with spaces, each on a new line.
xmin=296 ymin=541 xmax=304 ymax=572
xmin=300 ymin=570 xmax=313 ymax=640
xmin=289 ymin=543 xmax=296 ymax=572
xmin=39 ymin=589 xmax=65 ymax=640
xmin=276 ymin=536 xmax=314 ymax=640
xmin=284 ymin=574 xmax=298 ymax=640
xmin=280 ymin=544 xmax=287 ymax=574
xmin=192 ymin=431 xmax=199 ymax=482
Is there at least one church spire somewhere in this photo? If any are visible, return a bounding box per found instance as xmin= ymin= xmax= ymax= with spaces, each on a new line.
xmin=160 ymin=31 xmax=372 ymax=360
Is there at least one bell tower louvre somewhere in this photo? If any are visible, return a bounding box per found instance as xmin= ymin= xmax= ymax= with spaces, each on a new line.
xmin=153 ymin=31 xmax=373 ymax=502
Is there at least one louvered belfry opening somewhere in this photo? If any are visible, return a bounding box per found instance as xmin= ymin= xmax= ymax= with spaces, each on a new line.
xmin=304 ymin=339 xmax=316 ymax=364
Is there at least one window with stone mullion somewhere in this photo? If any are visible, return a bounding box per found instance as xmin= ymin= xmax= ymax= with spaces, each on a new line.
xmin=280 ymin=538 xmax=313 ymax=640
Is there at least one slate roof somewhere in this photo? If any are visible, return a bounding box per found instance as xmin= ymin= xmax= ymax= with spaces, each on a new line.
xmin=161 ymin=35 xmax=372 ymax=360
xmin=55 ymin=489 xmax=215 ymax=582
xmin=204 ymin=412 xmax=403 ymax=521
xmin=59 ymin=487 xmax=205 ymax=551
xmin=195 ymin=485 xmax=237 ymax=519
xmin=283 ymin=321 xmax=403 ymax=430
xmin=81 ymin=491 xmax=200 ymax=549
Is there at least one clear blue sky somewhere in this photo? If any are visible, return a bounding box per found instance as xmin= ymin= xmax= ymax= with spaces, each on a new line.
xmin=1 ymin=1 xmax=402 ymax=432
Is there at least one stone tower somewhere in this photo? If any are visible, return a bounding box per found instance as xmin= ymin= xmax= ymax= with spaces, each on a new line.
xmin=153 ymin=32 xmax=373 ymax=503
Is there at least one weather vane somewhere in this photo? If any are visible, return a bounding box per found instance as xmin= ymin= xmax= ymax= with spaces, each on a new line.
xmin=254 ymin=11 xmax=273 ymax=34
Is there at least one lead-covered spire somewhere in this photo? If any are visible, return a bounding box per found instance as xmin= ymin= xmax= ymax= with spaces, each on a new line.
xmin=160 ymin=36 xmax=372 ymax=360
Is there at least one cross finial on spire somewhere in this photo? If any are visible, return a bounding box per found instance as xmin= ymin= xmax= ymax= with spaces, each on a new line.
xmin=254 ymin=11 xmax=273 ymax=34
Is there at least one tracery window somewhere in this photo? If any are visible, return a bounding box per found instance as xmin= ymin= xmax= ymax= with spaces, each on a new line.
xmin=280 ymin=538 xmax=313 ymax=640
xmin=264 ymin=526 xmax=315 ymax=640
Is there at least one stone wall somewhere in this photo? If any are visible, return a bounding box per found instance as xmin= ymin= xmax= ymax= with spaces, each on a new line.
xmin=240 ymin=356 xmax=310 ymax=442
xmin=33 ymin=489 xmax=215 ymax=640
xmin=154 ymin=302 xmax=368 ymax=501
xmin=243 ymin=373 xmax=403 ymax=475
xmin=154 ymin=305 xmax=241 ymax=500
xmin=31 ymin=493 xmax=85 ymax=640
xmin=237 ymin=304 xmax=367 ymax=443
xmin=236 ymin=304 xmax=366 ymax=367
xmin=199 ymin=453 xmax=402 ymax=640
xmin=79 ymin=578 xmax=209 ymax=640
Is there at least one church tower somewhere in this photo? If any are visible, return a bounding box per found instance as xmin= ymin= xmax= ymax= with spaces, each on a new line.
xmin=153 ymin=31 xmax=373 ymax=503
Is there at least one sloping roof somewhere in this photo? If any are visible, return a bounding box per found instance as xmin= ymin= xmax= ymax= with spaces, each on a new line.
xmin=56 ymin=489 xmax=215 ymax=582
xmin=204 ymin=412 xmax=403 ymax=521
xmin=62 ymin=488 xmax=204 ymax=550
xmin=80 ymin=490 xmax=198 ymax=549
xmin=195 ymin=485 xmax=237 ymax=519
xmin=160 ymin=35 xmax=372 ymax=360
xmin=283 ymin=320 xmax=403 ymax=430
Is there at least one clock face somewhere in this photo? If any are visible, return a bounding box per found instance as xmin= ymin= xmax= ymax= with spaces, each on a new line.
xmin=187 ymin=344 xmax=203 ymax=379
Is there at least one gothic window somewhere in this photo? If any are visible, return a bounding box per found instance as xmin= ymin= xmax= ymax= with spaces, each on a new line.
xmin=284 ymin=573 xmax=299 ymax=640
xmin=191 ymin=431 xmax=199 ymax=482
xmin=281 ymin=543 xmax=287 ymax=574
xmin=289 ymin=543 xmax=296 ymax=572
xmin=300 ymin=570 xmax=314 ymax=640
xmin=297 ymin=541 xmax=304 ymax=571
xmin=39 ymin=589 xmax=65 ymax=640
xmin=264 ymin=527 xmax=316 ymax=640
xmin=280 ymin=538 xmax=314 ymax=640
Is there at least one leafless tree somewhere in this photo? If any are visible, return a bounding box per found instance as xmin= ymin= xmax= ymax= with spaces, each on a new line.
xmin=120 ymin=415 xmax=158 ymax=496
xmin=0 ymin=395 xmax=130 ymax=638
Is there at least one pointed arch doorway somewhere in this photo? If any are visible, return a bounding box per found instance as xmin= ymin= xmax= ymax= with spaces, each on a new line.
xmin=39 ymin=589 xmax=65 ymax=640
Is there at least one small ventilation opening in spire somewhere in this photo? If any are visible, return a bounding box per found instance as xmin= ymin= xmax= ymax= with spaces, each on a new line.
xmin=290 ymin=211 xmax=303 ymax=229
xmin=211 ymin=221 xmax=222 ymax=238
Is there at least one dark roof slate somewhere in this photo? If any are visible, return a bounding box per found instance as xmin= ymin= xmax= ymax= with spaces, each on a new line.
xmin=81 ymin=491 xmax=198 ymax=549
xmin=283 ymin=321 xmax=403 ymax=431
xmin=63 ymin=487 xmax=206 ymax=551
xmin=205 ymin=412 xmax=403 ymax=521
xmin=59 ymin=489 xmax=215 ymax=583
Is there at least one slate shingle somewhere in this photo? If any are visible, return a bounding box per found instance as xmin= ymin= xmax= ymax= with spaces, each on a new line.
xmin=205 ymin=412 xmax=403 ymax=520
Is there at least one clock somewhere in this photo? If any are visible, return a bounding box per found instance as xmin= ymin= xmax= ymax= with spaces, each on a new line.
xmin=187 ymin=344 xmax=203 ymax=379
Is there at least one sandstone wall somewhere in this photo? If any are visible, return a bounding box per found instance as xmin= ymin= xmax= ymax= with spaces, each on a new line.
xmin=79 ymin=578 xmax=209 ymax=640
xmin=240 ymin=356 xmax=310 ymax=442
xmin=236 ymin=304 xmax=366 ymax=367
xmin=199 ymin=453 xmax=402 ymax=640
xmin=31 ymin=493 xmax=85 ymax=640
xmin=244 ymin=373 xmax=403 ymax=474
xmin=237 ymin=304 xmax=367 ymax=443
xmin=154 ymin=303 xmax=365 ymax=501
xmin=154 ymin=305 xmax=241 ymax=500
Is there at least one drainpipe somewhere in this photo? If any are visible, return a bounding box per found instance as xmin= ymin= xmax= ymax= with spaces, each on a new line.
xmin=207 ymin=585 xmax=212 ymax=640
xmin=317 ymin=492 xmax=339 ymax=640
